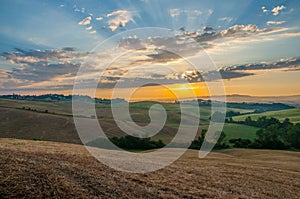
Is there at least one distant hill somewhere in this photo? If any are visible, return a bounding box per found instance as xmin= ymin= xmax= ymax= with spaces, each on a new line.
xmin=201 ymin=94 xmax=300 ymax=107
xmin=233 ymin=108 xmax=300 ymax=123
xmin=2 ymin=94 xmax=300 ymax=107
xmin=0 ymin=98 xmax=298 ymax=145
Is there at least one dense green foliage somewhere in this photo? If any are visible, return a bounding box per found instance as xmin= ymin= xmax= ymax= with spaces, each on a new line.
xmin=226 ymin=102 xmax=293 ymax=113
xmin=228 ymin=117 xmax=300 ymax=149
xmin=229 ymin=115 xmax=285 ymax=128
xmin=110 ymin=135 xmax=165 ymax=150
xmin=108 ymin=116 xmax=300 ymax=150
xmin=229 ymin=138 xmax=252 ymax=148
xmin=189 ymin=130 xmax=229 ymax=150
xmin=109 ymin=130 xmax=230 ymax=151
xmin=251 ymin=119 xmax=300 ymax=149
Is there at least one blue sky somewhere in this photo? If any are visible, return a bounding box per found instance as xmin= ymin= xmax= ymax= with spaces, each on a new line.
xmin=1 ymin=0 xmax=299 ymax=53
xmin=0 ymin=0 xmax=300 ymax=97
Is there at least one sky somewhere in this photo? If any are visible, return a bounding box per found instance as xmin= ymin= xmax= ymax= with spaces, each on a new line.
xmin=0 ymin=0 xmax=300 ymax=100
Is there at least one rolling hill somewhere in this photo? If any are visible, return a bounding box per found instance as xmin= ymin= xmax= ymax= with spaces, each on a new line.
xmin=0 ymin=138 xmax=299 ymax=198
xmin=0 ymin=99 xmax=261 ymax=144
xmin=233 ymin=108 xmax=300 ymax=123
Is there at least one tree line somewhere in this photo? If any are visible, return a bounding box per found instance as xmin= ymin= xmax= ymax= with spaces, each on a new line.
xmin=110 ymin=116 xmax=299 ymax=151
xmin=229 ymin=116 xmax=300 ymax=149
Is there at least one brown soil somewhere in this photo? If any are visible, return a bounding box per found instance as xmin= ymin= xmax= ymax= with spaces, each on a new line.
xmin=0 ymin=138 xmax=299 ymax=198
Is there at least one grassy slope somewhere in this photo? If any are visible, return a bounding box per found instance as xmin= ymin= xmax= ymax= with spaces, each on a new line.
xmin=233 ymin=108 xmax=300 ymax=123
xmin=223 ymin=123 xmax=258 ymax=141
xmin=0 ymin=99 xmax=260 ymax=143
xmin=0 ymin=138 xmax=299 ymax=198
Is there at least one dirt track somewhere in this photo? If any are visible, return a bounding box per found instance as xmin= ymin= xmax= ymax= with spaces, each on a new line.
xmin=0 ymin=138 xmax=299 ymax=198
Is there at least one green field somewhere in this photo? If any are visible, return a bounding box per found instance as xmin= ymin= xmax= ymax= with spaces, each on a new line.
xmin=233 ymin=108 xmax=300 ymax=123
xmin=223 ymin=123 xmax=259 ymax=141
xmin=1 ymin=99 xmax=293 ymax=144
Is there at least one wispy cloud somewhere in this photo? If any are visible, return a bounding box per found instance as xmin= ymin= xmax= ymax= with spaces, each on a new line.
xmin=170 ymin=9 xmax=181 ymax=17
xmin=221 ymin=57 xmax=300 ymax=72
xmin=169 ymin=8 xmax=202 ymax=17
xmin=262 ymin=5 xmax=286 ymax=16
xmin=272 ymin=5 xmax=286 ymax=16
xmin=95 ymin=17 xmax=103 ymax=21
xmin=261 ymin=6 xmax=269 ymax=13
xmin=218 ymin=17 xmax=233 ymax=23
xmin=78 ymin=16 xmax=92 ymax=25
xmin=266 ymin=21 xmax=286 ymax=25
xmin=85 ymin=26 xmax=93 ymax=30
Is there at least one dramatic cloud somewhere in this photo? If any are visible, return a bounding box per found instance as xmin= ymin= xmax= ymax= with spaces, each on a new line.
xmin=1 ymin=48 xmax=86 ymax=65
xmin=272 ymin=5 xmax=285 ymax=16
xmin=78 ymin=16 xmax=92 ymax=25
xmin=0 ymin=48 xmax=88 ymax=89
xmin=147 ymin=49 xmax=182 ymax=63
xmin=218 ymin=24 xmax=267 ymax=37
xmin=204 ymin=70 xmax=253 ymax=81
xmin=1 ymin=21 xmax=299 ymax=90
xmin=266 ymin=21 xmax=286 ymax=25
xmin=106 ymin=10 xmax=135 ymax=31
xmin=117 ymin=24 xmax=286 ymax=65
xmin=221 ymin=57 xmax=300 ymax=72
xmin=1 ymin=46 xmax=299 ymax=90
xmin=7 ymin=62 xmax=81 ymax=82
xmin=181 ymin=70 xmax=203 ymax=82
xmin=183 ymin=24 xmax=281 ymax=46
xmin=181 ymin=57 xmax=300 ymax=82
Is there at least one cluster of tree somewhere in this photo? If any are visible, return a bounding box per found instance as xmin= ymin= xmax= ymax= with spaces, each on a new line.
xmin=21 ymin=106 xmax=49 ymax=113
xmin=211 ymin=111 xmax=248 ymax=122
xmin=229 ymin=116 xmax=287 ymax=128
xmin=189 ymin=130 xmax=229 ymax=150
xmin=226 ymin=102 xmax=293 ymax=113
xmin=94 ymin=116 xmax=299 ymax=151
xmin=184 ymin=100 xmax=293 ymax=113
xmin=108 ymin=130 xmax=230 ymax=151
xmin=109 ymin=135 xmax=165 ymax=150
xmin=226 ymin=110 xmax=242 ymax=117
xmin=229 ymin=138 xmax=252 ymax=148
xmin=1 ymin=94 xmax=73 ymax=101
xmin=102 ymin=117 xmax=300 ymax=150
xmin=0 ymin=94 xmax=126 ymax=104
xmin=252 ymin=120 xmax=300 ymax=149
xmin=229 ymin=118 xmax=300 ymax=150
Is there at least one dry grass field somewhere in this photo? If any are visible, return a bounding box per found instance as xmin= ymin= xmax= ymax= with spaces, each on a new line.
xmin=0 ymin=138 xmax=299 ymax=198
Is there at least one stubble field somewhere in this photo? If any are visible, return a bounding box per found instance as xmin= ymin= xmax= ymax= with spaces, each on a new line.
xmin=0 ymin=138 xmax=299 ymax=198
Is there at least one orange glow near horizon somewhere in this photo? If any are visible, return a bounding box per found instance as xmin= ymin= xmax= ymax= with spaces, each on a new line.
xmin=94 ymin=82 xmax=210 ymax=101
xmin=6 ymin=69 xmax=300 ymax=100
xmin=89 ymin=70 xmax=300 ymax=100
